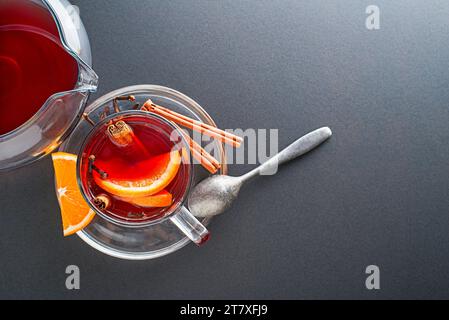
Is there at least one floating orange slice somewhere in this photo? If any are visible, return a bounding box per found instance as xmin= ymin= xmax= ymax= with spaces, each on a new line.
xmin=119 ymin=190 xmax=173 ymax=208
xmin=93 ymin=150 xmax=182 ymax=198
xmin=52 ymin=152 xmax=95 ymax=236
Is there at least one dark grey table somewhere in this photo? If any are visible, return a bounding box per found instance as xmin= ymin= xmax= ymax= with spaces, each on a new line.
xmin=1 ymin=0 xmax=449 ymax=299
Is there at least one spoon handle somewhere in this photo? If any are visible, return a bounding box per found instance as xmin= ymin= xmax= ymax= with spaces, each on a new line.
xmin=242 ymin=127 xmax=332 ymax=181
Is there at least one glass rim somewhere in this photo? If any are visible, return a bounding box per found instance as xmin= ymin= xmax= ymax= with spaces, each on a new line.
xmin=76 ymin=109 xmax=195 ymax=228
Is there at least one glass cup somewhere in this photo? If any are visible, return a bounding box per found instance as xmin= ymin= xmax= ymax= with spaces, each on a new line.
xmin=77 ymin=111 xmax=210 ymax=245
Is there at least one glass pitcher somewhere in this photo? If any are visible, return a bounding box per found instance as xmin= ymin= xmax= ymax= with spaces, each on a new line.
xmin=0 ymin=0 xmax=98 ymax=171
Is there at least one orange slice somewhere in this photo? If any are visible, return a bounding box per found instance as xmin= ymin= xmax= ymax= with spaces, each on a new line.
xmin=94 ymin=150 xmax=182 ymax=198
xmin=119 ymin=190 xmax=173 ymax=208
xmin=52 ymin=152 xmax=95 ymax=236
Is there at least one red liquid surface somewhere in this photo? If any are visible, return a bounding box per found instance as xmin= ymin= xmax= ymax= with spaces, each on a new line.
xmin=80 ymin=116 xmax=190 ymax=224
xmin=0 ymin=0 xmax=78 ymax=135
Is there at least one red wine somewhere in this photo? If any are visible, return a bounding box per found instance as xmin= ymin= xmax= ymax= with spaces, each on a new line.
xmin=0 ymin=0 xmax=78 ymax=135
xmin=79 ymin=114 xmax=191 ymax=224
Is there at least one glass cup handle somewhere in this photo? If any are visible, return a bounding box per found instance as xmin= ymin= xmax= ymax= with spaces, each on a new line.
xmin=169 ymin=206 xmax=210 ymax=246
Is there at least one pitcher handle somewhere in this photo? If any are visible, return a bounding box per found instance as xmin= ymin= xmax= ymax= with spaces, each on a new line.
xmin=169 ymin=206 xmax=210 ymax=246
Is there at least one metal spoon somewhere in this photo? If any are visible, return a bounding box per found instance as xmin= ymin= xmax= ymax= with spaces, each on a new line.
xmin=188 ymin=127 xmax=332 ymax=218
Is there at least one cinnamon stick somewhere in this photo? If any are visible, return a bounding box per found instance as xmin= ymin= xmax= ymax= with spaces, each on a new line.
xmin=143 ymin=100 xmax=242 ymax=148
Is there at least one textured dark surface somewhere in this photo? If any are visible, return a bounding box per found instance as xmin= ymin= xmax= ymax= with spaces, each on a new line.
xmin=1 ymin=0 xmax=449 ymax=299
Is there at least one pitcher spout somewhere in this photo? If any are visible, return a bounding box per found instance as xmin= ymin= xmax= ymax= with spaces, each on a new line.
xmin=77 ymin=59 xmax=99 ymax=92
